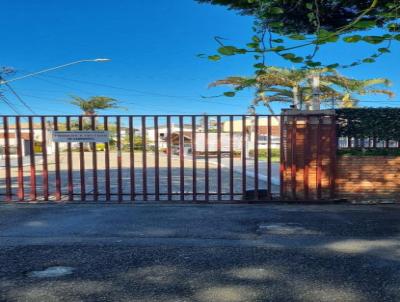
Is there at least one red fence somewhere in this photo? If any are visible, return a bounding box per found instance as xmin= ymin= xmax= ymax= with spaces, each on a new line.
xmin=0 ymin=114 xmax=336 ymax=202
xmin=0 ymin=115 xmax=280 ymax=202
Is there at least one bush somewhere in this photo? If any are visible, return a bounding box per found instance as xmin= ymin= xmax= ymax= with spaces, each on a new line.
xmin=338 ymin=148 xmax=400 ymax=157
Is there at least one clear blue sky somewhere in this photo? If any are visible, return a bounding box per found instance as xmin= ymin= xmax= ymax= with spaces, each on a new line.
xmin=1 ymin=0 xmax=399 ymax=116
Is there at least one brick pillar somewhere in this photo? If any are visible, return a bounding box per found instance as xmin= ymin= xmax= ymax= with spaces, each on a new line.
xmin=281 ymin=110 xmax=336 ymax=201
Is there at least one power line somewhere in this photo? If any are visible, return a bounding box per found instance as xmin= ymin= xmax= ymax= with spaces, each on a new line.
xmin=5 ymin=83 xmax=37 ymax=114
xmin=0 ymin=95 xmax=22 ymax=115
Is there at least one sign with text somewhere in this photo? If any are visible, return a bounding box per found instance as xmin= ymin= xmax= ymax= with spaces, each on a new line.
xmin=52 ymin=131 xmax=110 ymax=143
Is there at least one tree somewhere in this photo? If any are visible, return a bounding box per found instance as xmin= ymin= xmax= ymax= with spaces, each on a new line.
xmin=198 ymin=0 xmax=400 ymax=70
xmin=209 ymin=67 xmax=394 ymax=112
xmin=70 ymin=96 xmax=121 ymax=115
xmin=197 ymin=0 xmax=398 ymax=34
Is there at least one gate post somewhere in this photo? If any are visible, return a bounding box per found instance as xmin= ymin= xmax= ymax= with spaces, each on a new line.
xmin=281 ymin=110 xmax=336 ymax=201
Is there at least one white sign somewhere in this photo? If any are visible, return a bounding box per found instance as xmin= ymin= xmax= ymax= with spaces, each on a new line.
xmin=52 ymin=131 xmax=110 ymax=143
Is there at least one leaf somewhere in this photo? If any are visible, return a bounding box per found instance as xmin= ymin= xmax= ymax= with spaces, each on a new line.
xmin=378 ymin=48 xmax=390 ymax=53
xmin=252 ymin=36 xmax=261 ymax=43
xmin=326 ymin=63 xmax=339 ymax=69
xmin=289 ymin=34 xmax=306 ymax=40
xmin=281 ymin=53 xmax=296 ymax=60
xmin=306 ymin=61 xmax=321 ymax=67
xmin=197 ymin=53 xmax=206 ymax=58
xmin=253 ymin=63 xmax=265 ymax=69
xmin=394 ymin=34 xmax=400 ymax=41
xmin=272 ymin=38 xmax=284 ymax=43
xmin=362 ymin=58 xmax=375 ymax=63
xmin=290 ymin=57 xmax=304 ymax=63
xmin=305 ymin=2 xmax=313 ymax=9
xmin=362 ymin=36 xmax=385 ymax=44
xmin=343 ymin=35 xmax=362 ymax=43
xmin=269 ymin=7 xmax=284 ymax=14
xmin=354 ymin=20 xmax=376 ymax=29
xmin=218 ymin=46 xmax=237 ymax=56
xmin=271 ymin=46 xmax=285 ymax=52
xmin=208 ymin=55 xmax=221 ymax=61
xmin=247 ymin=42 xmax=259 ymax=49
xmin=224 ymin=91 xmax=235 ymax=97
xmin=269 ymin=21 xmax=284 ymax=28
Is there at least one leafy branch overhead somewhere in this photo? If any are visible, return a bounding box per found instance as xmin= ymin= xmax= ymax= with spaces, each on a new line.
xmin=197 ymin=0 xmax=400 ymax=69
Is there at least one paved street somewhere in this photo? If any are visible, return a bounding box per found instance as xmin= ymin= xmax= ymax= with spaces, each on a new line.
xmin=0 ymin=204 xmax=400 ymax=301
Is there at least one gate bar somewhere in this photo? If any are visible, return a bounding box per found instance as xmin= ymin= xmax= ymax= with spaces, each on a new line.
xmin=3 ymin=117 xmax=12 ymax=201
xmin=66 ymin=117 xmax=73 ymax=201
xmin=192 ymin=116 xmax=197 ymax=201
xmin=204 ymin=115 xmax=209 ymax=201
xmin=129 ymin=116 xmax=135 ymax=201
xmin=78 ymin=116 xmax=86 ymax=201
xmin=267 ymin=116 xmax=272 ymax=195
xmin=117 ymin=116 xmax=123 ymax=201
xmin=229 ymin=116 xmax=234 ymax=200
xmin=179 ymin=116 xmax=185 ymax=201
xmin=154 ymin=116 xmax=160 ymax=200
xmin=91 ymin=116 xmax=98 ymax=201
xmin=28 ymin=117 xmax=37 ymax=201
xmin=15 ymin=116 xmax=24 ymax=201
xmin=254 ymin=116 xmax=259 ymax=200
xmin=167 ymin=116 xmax=172 ymax=200
xmin=141 ymin=116 xmax=147 ymax=201
xmin=54 ymin=117 xmax=61 ymax=200
xmin=104 ymin=117 xmax=111 ymax=200
xmin=217 ymin=116 xmax=222 ymax=201
xmin=41 ymin=117 xmax=49 ymax=200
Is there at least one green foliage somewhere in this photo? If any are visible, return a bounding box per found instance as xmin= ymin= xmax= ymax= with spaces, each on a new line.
xmin=249 ymin=148 xmax=280 ymax=161
xmin=336 ymin=108 xmax=400 ymax=141
xmin=338 ymin=148 xmax=400 ymax=157
xmin=70 ymin=96 xmax=122 ymax=115
xmin=198 ymin=0 xmax=400 ymax=70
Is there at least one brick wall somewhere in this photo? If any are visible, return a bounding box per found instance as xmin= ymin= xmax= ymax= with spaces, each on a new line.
xmin=336 ymin=156 xmax=400 ymax=201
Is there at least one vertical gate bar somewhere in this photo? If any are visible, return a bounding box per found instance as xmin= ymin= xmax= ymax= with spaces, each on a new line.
xmin=116 ymin=116 xmax=123 ymax=201
xmin=303 ymin=116 xmax=310 ymax=200
xmin=166 ymin=116 xmax=172 ymax=200
xmin=141 ymin=116 xmax=147 ymax=201
xmin=179 ymin=116 xmax=185 ymax=201
xmin=254 ymin=115 xmax=259 ymax=200
xmin=330 ymin=115 xmax=336 ymax=199
xmin=28 ymin=117 xmax=37 ymax=201
xmin=316 ymin=117 xmax=322 ymax=199
xmin=53 ymin=117 xmax=61 ymax=201
xmin=291 ymin=117 xmax=297 ymax=200
xmin=78 ymin=116 xmax=86 ymax=201
xmin=154 ymin=116 xmax=160 ymax=200
xmin=267 ymin=116 xmax=272 ymax=196
xmin=41 ymin=117 xmax=49 ymax=200
xmin=91 ymin=116 xmax=98 ymax=201
xmin=3 ymin=117 xmax=12 ymax=202
xmin=204 ymin=115 xmax=209 ymax=201
xmin=192 ymin=116 xmax=197 ymax=201
xmin=104 ymin=117 xmax=111 ymax=200
xmin=129 ymin=116 xmax=135 ymax=201
xmin=229 ymin=116 xmax=234 ymax=200
xmin=242 ymin=116 xmax=246 ymax=198
xmin=15 ymin=116 xmax=24 ymax=201
xmin=66 ymin=117 xmax=73 ymax=201
xmin=217 ymin=116 xmax=222 ymax=201
xmin=279 ymin=115 xmax=284 ymax=199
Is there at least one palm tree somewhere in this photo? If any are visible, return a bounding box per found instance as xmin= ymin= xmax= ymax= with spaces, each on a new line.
xmin=209 ymin=67 xmax=394 ymax=113
xmin=70 ymin=96 xmax=121 ymax=115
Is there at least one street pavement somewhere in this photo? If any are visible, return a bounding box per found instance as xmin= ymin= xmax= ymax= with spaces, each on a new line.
xmin=1 ymin=203 xmax=400 ymax=301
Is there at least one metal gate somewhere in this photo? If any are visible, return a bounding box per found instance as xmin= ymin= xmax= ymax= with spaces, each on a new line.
xmin=0 ymin=114 xmax=335 ymax=202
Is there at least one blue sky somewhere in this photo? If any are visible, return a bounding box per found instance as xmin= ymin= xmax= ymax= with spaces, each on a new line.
xmin=0 ymin=0 xmax=399 ymax=116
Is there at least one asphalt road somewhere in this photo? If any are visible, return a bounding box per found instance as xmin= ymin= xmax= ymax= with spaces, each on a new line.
xmin=1 ymin=204 xmax=400 ymax=302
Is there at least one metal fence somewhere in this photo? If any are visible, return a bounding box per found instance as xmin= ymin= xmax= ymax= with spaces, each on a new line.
xmin=0 ymin=115 xmax=281 ymax=202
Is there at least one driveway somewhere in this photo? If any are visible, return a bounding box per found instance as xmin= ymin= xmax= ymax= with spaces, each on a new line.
xmin=0 ymin=204 xmax=400 ymax=301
